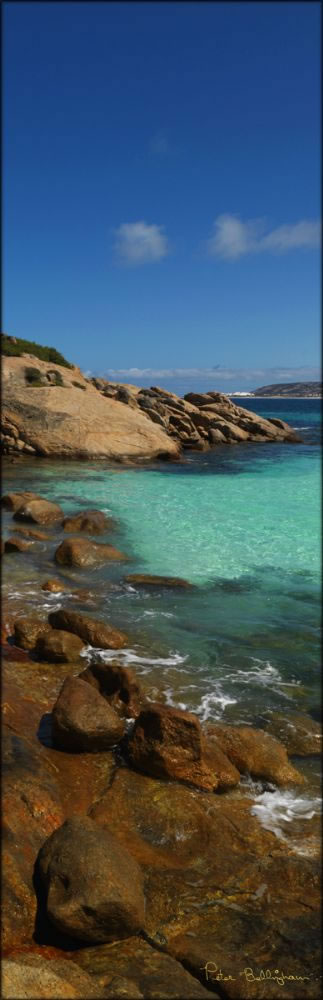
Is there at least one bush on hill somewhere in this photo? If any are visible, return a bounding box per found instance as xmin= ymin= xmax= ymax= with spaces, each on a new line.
xmin=1 ymin=334 xmax=73 ymax=369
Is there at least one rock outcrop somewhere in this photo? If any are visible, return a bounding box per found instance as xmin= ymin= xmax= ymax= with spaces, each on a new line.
xmin=49 ymin=609 xmax=127 ymax=650
xmin=52 ymin=676 xmax=125 ymax=752
xmin=54 ymin=537 xmax=126 ymax=567
xmin=2 ymin=356 xmax=301 ymax=462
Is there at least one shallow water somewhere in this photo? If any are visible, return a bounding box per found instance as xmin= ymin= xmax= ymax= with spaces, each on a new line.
xmin=2 ymin=397 xmax=321 ymax=848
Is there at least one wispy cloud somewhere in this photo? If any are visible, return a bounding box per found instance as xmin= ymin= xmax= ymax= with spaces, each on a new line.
xmin=87 ymin=365 xmax=320 ymax=386
xmin=207 ymin=214 xmax=321 ymax=259
xmin=114 ymin=221 xmax=169 ymax=265
xmin=149 ymin=130 xmax=169 ymax=155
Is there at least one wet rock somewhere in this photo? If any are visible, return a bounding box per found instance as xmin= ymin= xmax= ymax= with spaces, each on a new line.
xmin=262 ymin=711 xmax=322 ymax=756
xmin=37 ymin=815 xmax=145 ymax=943
xmin=127 ymin=703 xmax=230 ymax=791
xmin=125 ymin=574 xmax=193 ymax=589
xmin=13 ymin=617 xmax=53 ymax=651
xmin=35 ymin=630 xmax=85 ymax=663
xmin=2 ymin=954 xmax=103 ymax=999
xmin=208 ymin=427 xmax=227 ymax=444
xmin=72 ymin=938 xmax=212 ymax=998
xmin=13 ymin=499 xmax=63 ymax=524
xmin=1 ymin=491 xmax=42 ymax=512
xmin=62 ymin=510 xmax=113 ymax=535
xmin=49 ymin=608 xmax=127 ymax=649
xmin=14 ymin=526 xmax=50 ymax=540
xmin=80 ymin=660 xmax=145 ymax=718
xmin=4 ymin=536 xmax=33 ymax=553
xmin=52 ymin=676 xmax=125 ymax=751
xmin=41 ymin=578 xmax=68 ymax=592
xmin=208 ymin=723 xmax=304 ymax=786
xmin=54 ymin=537 xmax=126 ymax=567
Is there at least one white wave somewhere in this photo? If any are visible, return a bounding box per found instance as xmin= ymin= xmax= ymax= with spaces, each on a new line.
xmin=81 ymin=645 xmax=188 ymax=670
xmin=250 ymin=789 xmax=322 ymax=854
xmin=142 ymin=610 xmax=175 ymax=618
xmin=225 ymin=658 xmax=301 ymax=699
xmin=196 ymin=687 xmax=237 ymax=722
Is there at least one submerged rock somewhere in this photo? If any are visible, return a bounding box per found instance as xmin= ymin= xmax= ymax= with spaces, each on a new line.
xmin=62 ymin=510 xmax=114 ymax=535
xmin=262 ymin=711 xmax=322 ymax=757
xmin=37 ymin=815 xmax=145 ymax=943
xmin=41 ymin=578 xmax=68 ymax=592
xmin=52 ymin=676 xmax=125 ymax=752
xmin=124 ymin=574 xmax=193 ymax=588
xmin=54 ymin=537 xmax=126 ymax=567
xmin=49 ymin=608 xmax=127 ymax=649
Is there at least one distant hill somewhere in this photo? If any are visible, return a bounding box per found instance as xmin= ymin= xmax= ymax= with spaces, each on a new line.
xmin=253 ymin=381 xmax=322 ymax=397
xmin=1 ymin=333 xmax=73 ymax=369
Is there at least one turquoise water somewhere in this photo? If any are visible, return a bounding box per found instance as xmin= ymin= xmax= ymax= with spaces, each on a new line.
xmin=3 ymin=399 xmax=321 ymax=728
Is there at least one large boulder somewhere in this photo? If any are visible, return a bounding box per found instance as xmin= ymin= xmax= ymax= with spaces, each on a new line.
xmin=49 ymin=608 xmax=127 ymax=649
xmin=52 ymin=676 xmax=125 ymax=751
xmin=54 ymin=537 xmax=126 ymax=567
xmin=62 ymin=510 xmax=114 ymax=535
xmin=37 ymin=816 xmax=145 ymax=943
xmin=207 ymin=723 xmax=304 ymax=786
xmin=13 ymin=617 xmax=53 ymax=651
xmin=13 ymin=499 xmax=63 ymax=524
xmin=124 ymin=574 xmax=193 ymax=589
xmin=35 ymin=630 xmax=85 ymax=663
xmin=1 ymin=954 xmax=103 ymax=999
xmin=127 ymin=703 xmax=238 ymax=791
xmin=80 ymin=660 xmax=145 ymax=719
xmin=73 ymin=938 xmax=212 ymax=999
xmin=1 ymin=491 xmax=42 ymax=512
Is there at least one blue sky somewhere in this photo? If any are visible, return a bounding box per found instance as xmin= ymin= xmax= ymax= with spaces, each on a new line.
xmin=3 ymin=2 xmax=321 ymax=388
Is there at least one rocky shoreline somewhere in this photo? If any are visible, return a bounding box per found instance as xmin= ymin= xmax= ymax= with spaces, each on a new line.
xmin=2 ymin=355 xmax=302 ymax=462
xmin=1 ymin=490 xmax=321 ymax=998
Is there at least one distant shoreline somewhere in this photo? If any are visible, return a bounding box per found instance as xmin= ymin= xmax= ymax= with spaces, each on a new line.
xmin=229 ymin=395 xmax=321 ymax=400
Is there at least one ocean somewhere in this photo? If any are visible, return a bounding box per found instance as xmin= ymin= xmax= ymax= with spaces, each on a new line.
xmin=2 ymin=395 xmax=321 ymax=850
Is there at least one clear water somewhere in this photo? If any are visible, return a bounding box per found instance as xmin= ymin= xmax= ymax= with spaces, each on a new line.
xmin=3 ymin=396 xmax=321 ymax=847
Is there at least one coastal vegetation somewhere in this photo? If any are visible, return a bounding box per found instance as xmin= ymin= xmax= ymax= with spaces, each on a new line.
xmin=1 ymin=332 xmax=73 ymax=369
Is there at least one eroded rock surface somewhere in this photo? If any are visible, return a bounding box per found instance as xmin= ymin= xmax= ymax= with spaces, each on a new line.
xmin=80 ymin=660 xmax=145 ymax=718
xmin=49 ymin=608 xmax=127 ymax=649
xmin=62 ymin=510 xmax=114 ymax=535
xmin=52 ymin=676 xmax=125 ymax=752
xmin=206 ymin=722 xmax=304 ymax=786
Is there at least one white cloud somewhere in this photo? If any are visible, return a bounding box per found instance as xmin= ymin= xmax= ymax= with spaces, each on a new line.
xmin=150 ymin=130 xmax=169 ymax=155
xmin=208 ymin=215 xmax=321 ymax=259
xmin=93 ymin=365 xmax=320 ymax=383
xmin=114 ymin=221 xmax=169 ymax=265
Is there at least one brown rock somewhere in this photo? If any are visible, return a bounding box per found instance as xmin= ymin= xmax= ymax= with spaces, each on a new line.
xmin=127 ymin=703 xmax=231 ymax=791
xmin=13 ymin=526 xmax=50 ymax=540
xmin=80 ymin=660 xmax=144 ymax=718
xmin=74 ymin=938 xmax=212 ymax=998
xmin=1 ymin=491 xmax=42 ymax=511
xmin=62 ymin=510 xmax=113 ymax=534
xmin=37 ymin=815 xmax=145 ymax=942
xmin=52 ymin=676 xmax=125 ymax=751
xmin=208 ymin=427 xmax=227 ymax=444
xmin=49 ymin=608 xmax=127 ymax=649
xmin=125 ymin=574 xmax=193 ymax=589
xmin=35 ymin=630 xmax=85 ymax=663
xmin=263 ymin=711 xmax=322 ymax=756
xmin=14 ymin=498 xmax=63 ymax=524
xmin=210 ymin=723 xmax=304 ymax=786
xmin=13 ymin=617 xmax=53 ymax=651
xmin=1 ymin=954 xmax=103 ymax=999
xmin=4 ymin=536 xmax=33 ymax=553
xmin=2 ymin=355 xmax=179 ymax=460
xmin=54 ymin=537 xmax=126 ymax=567
xmin=41 ymin=578 xmax=67 ymax=592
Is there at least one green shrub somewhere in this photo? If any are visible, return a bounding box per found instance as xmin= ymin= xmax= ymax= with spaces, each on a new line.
xmin=24 ymin=366 xmax=45 ymax=386
xmin=1 ymin=334 xmax=73 ymax=369
xmin=72 ymin=380 xmax=86 ymax=391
